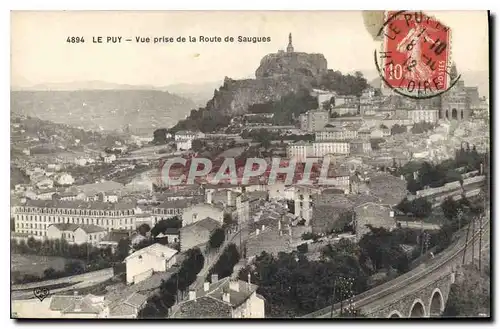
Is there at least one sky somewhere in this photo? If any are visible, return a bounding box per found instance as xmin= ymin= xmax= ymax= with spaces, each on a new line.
xmin=11 ymin=11 xmax=489 ymax=87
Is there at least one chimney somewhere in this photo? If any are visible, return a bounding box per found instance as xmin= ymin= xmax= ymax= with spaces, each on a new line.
xmin=211 ymin=274 xmax=219 ymax=283
xmin=227 ymin=190 xmax=232 ymax=206
xmin=247 ymin=273 xmax=251 ymax=284
xmin=189 ymin=290 xmax=197 ymax=301
xmin=204 ymin=281 xmax=210 ymax=292
xmin=229 ymin=279 xmax=239 ymax=292
xmin=206 ymin=190 xmax=213 ymax=204
xmin=261 ymin=224 xmax=265 ymax=231
xmin=223 ymin=291 xmax=230 ymax=303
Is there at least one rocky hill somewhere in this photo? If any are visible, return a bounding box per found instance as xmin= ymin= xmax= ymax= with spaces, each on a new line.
xmin=203 ymin=51 xmax=328 ymax=117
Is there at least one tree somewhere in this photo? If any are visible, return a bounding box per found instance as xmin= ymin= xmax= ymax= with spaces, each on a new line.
xmin=391 ymin=124 xmax=407 ymax=135
xmin=223 ymin=213 xmax=234 ymax=228
xmin=191 ymin=139 xmax=205 ymax=152
xmin=138 ymin=223 xmax=151 ymax=236
xmin=116 ymin=237 xmax=131 ymax=261
xmin=297 ymin=243 xmax=309 ymax=253
xmin=151 ymin=217 xmax=182 ymax=237
xmin=64 ymin=260 xmax=84 ymax=276
xmin=409 ymin=198 xmax=432 ymax=218
xmin=208 ymin=243 xmax=240 ymax=281
xmin=152 ymin=128 xmax=169 ymax=145
xmin=208 ymin=228 xmax=225 ymax=250
xmin=441 ymin=196 xmax=461 ymax=221
xmin=443 ymin=265 xmax=490 ymax=317
xmin=43 ymin=267 xmax=58 ymax=280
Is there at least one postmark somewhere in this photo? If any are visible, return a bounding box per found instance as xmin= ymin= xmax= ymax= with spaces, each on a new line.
xmin=374 ymin=10 xmax=461 ymax=99
xmin=33 ymin=287 xmax=50 ymax=302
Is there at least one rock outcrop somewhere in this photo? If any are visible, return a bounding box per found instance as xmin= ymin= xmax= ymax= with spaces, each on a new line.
xmin=203 ymin=38 xmax=328 ymax=116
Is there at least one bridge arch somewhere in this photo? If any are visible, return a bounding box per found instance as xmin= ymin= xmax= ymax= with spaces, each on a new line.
xmin=388 ymin=310 xmax=404 ymax=318
xmin=409 ymin=298 xmax=427 ymax=318
xmin=429 ymin=288 xmax=445 ymax=317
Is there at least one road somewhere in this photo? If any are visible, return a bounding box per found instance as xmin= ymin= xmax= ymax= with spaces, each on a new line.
xmin=190 ymin=224 xmax=251 ymax=290
xmin=11 ymin=268 xmax=114 ymax=299
xmin=304 ymin=214 xmax=490 ymax=318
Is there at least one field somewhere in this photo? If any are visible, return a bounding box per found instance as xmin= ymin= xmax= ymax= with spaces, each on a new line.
xmin=11 ymin=254 xmax=85 ymax=277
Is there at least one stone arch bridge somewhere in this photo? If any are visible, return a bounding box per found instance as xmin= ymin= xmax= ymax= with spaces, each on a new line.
xmin=304 ymin=217 xmax=489 ymax=318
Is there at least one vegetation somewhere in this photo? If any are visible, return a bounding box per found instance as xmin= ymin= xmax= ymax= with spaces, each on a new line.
xmin=170 ymin=107 xmax=231 ymax=134
xmin=370 ymin=138 xmax=385 ymax=150
xmin=411 ymin=122 xmax=435 ymax=134
xmin=151 ymin=217 xmax=182 ymax=237
xmin=241 ymin=129 xmax=314 ymax=143
xmin=238 ymin=250 xmax=368 ymax=318
xmin=208 ymin=228 xmax=226 ymax=250
xmin=138 ymin=247 xmax=205 ymax=318
xmin=315 ymin=70 xmax=369 ymax=97
xmin=393 ymin=148 xmax=486 ymax=194
xmin=391 ymin=124 xmax=407 ymax=135
xmin=247 ymin=88 xmax=318 ymax=125
xmin=396 ymin=197 xmax=433 ymax=218
xmin=443 ymin=264 xmax=490 ymax=317
xmin=10 ymin=237 xmax=125 ymax=284
xmin=207 ymin=243 xmax=240 ymax=282
xmin=301 ymin=232 xmax=321 ymax=241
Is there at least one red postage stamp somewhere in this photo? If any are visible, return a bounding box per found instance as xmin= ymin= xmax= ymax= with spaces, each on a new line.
xmin=378 ymin=11 xmax=451 ymax=97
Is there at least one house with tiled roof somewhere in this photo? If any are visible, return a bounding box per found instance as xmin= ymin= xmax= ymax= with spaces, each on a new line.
xmin=108 ymin=292 xmax=148 ymax=318
xmin=181 ymin=202 xmax=224 ymax=227
xmin=46 ymin=223 xmax=107 ymax=245
xmin=170 ymin=276 xmax=265 ymax=318
xmin=125 ymin=243 xmax=178 ymax=284
xmin=98 ymin=229 xmax=136 ymax=251
xmin=49 ymin=293 xmax=106 ymax=318
xmin=354 ymin=202 xmax=396 ymax=240
xmin=311 ymin=191 xmax=354 ymax=234
xmin=179 ymin=217 xmax=221 ymax=252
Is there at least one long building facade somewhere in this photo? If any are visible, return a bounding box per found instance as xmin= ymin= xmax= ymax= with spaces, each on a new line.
xmin=12 ymin=200 xmax=138 ymax=240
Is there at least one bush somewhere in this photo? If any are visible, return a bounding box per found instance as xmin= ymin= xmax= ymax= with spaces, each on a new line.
xmin=297 ymin=243 xmax=309 ymax=253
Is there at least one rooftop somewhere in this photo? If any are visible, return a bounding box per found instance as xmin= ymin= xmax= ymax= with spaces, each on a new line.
xmin=49 ymin=223 xmax=107 ymax=233
xmin=171 ymin=277 xmax=259 ymax=318
xmin=23 ymin=199 xmax=136 ymax=210
xmin=125 ymin=243 xmax=178 ymax=262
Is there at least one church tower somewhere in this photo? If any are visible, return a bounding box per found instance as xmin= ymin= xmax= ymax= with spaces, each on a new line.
xmin=286 ymin=33 xmax=294 ymax=53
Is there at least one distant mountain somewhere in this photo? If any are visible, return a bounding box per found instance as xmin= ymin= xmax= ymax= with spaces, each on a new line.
xmin=10 ymin=90 xmax=197 ymax=135
xmin=12 ymin=80 xmax=224 ymax=108
xmin=163 ymin=80 xmax=224 ymax=107
xmin=11 ymin=80 xmax=159 ymax=92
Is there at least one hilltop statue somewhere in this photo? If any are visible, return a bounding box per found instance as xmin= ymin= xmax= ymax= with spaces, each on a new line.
xmin=287 ymin=33 xmax=294 ymax=53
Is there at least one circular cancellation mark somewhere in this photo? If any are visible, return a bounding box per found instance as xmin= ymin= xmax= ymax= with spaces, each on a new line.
xmin=374 ymin=10 xmax=461 ymax=99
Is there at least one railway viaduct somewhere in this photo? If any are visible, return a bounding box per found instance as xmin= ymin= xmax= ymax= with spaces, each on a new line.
xmin=304 ymin=216 xmax=489 ymax=318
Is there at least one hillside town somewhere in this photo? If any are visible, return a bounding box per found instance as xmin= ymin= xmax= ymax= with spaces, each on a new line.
xmin=11 ymin=31 xmax=490 ymax=320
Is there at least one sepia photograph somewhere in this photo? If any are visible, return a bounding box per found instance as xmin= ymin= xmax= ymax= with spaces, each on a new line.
xmin=9 ymin=10 xmax=491 ymax=320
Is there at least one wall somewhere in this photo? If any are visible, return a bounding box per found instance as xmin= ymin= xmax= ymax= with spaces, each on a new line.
xmin=126 ymin=253 xmax=165 ymax=284
xmin=182 ymin=204 xmax=223 ymax=226
xmin=179 ymin=226 xmax=211 ymax=252
xmin=133 ymin=268 xmax=154 ymax=285
xmin=232 ymin=292 xmax=266 ymax=318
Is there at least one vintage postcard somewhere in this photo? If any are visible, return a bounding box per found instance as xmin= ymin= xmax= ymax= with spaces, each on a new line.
xmin=10 ymin=10 xmax=490 ymax=319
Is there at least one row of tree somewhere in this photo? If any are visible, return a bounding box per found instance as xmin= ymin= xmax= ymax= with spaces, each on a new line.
xmin=206 ymin=243 xmax=240 ymax=282
xmin=395 ymin=148 xmax=485 ymax=194
xmin=11 ymin=260 xmax=86 ymax=285
xmin=138 ymin=247 xmax=205 ymax=318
